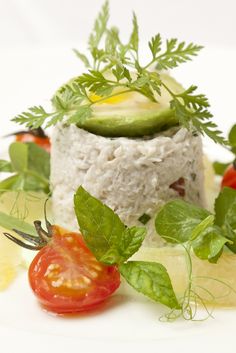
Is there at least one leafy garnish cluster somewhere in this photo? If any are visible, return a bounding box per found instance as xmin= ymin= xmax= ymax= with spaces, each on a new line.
xmin=12 ymin=1 xmax=226 ymax=144
xmin=0 ymin=142 xmax=50 ymax=195
xmin=74 ymin=186 xmax=236 ymax=320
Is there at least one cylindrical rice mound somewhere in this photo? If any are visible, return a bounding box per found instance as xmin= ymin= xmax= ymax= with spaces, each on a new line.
xmin=51 ymin=125 xmax=205 ymax=246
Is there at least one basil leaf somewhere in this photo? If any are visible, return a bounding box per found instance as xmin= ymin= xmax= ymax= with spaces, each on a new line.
xmin=155 ymin=199 xmax=211 ymax=243
xmin=192 ymin=225 xmax=229 ymax=262
xmin=9 ymin=142 xmax=28 ymax=172
xmin=213 ymin=161 xmax=230 ymax=176
xmin=0 ymin=160 xmax=13 ymax=173
xmin=74 ymin=186 xmax=146 ymax=264
xmin=0 ymin=211 xmax=37 ymax=236
xmin=99 ymin=226 xmax=146 ymax=264
xmin=119 ymin=261 xmax=180 ymax=309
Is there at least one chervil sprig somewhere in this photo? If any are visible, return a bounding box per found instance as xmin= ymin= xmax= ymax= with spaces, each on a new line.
xmin=12 ymin=0 xmax=227 ymax=145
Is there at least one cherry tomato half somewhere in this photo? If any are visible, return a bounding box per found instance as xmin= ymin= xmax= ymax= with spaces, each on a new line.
xmin=16 ymin=133 xmax=51 ymax=152
xmin=28 ymin=226 xmax=120 ymax=314
xmin=221 ymin=165 xmax=236 ymax=190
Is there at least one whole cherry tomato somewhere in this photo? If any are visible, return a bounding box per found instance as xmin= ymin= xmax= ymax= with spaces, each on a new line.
xmin=221 ymin=164 xmax=236 ymax=189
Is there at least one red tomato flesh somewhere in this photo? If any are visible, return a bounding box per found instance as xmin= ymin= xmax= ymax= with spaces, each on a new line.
xmin=29 ymin=226 xmax=120 ymax=314
xmin=16 ymin=133 xmax=51 ymax=152
xmin=221 ymin=165 xmax=236 ymax=190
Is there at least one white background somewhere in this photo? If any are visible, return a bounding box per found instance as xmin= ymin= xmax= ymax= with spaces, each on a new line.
xmin=1 ymin=0 xmax=236 ymax=48
xmin=1 ymin=1 xmax=236 ymax=353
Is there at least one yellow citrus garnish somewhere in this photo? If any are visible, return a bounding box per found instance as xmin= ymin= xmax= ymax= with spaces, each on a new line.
xmin=90 ymin=91 xmax=134 ymax=105
xmin=0 ymin=232 xmax=22 ymax=290
xmin=132 ymin=246 xmax=236 ymax=307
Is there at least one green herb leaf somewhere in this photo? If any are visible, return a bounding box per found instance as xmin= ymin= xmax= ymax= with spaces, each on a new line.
xmin=0 ymin=211 xmax=37 ymax=236
xmin=0 ymin=142 xmax=50 ymax=196
xmin=89 ymin=0 xmax=109 ymax=51
xmin=73 ymin=49 xmax=91 ymax=68
xmin=214 ymin=187 xmax=236 ymax=227
xmin=190 ymin=215 xmax=215 ymax=241
xmin=129 ymin=13 xmax=139 ymax=53
xmin=119 ymin=261 xmax=180 ymax=309
xmin=192 ymin=225 xmax=229 ymax=262
xmin=228 ymin=124 xmax=236 ymax=147
xmin=74 ymin=186 xmax=146 ymax=264
xmin=148 ymin=34 xmax=162 ymax=59
xmin=213 ymin=161 xmax=230 ymax=176
xmin=138 ymin=213 xmax=151 ymax=225
xmin=214 ymin=187 xmax=236 ymax=253
xmin=27 ymin=143 xmax=50 ymax=180
xmin=156 ymin=40 xmax=203 ymax=70
xmin=0 ymin=174 xmax=25 ymax=194
xmin=155 ymin=199 xmax=211 ymax=243
xmin=0 ymin=160 xmax=13 ymax=173
xmin=9 ymin=142 xmax=28 ymax=173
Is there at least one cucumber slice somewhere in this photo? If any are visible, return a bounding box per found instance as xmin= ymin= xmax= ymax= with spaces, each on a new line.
xmin=56 ymin=73 xmax=184 ymax=137
xmin=79 ymin=107 xmax=178 ymax=137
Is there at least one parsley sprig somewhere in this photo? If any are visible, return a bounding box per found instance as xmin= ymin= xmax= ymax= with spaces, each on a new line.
xmin=13 ymin=1 xmax=226 ymax=144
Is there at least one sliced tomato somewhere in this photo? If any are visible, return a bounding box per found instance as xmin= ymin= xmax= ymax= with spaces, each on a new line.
xmin=221 ymin=165 xmax=236 ymax=190
xmin=16 ymin=133 xmax=51 ymax=152
xmin=28 ymin=226 xmax=120 ymax=314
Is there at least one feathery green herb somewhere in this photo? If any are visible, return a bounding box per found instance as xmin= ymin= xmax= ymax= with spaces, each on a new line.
xmin=12 ymin=1 xmax=226 ymax=144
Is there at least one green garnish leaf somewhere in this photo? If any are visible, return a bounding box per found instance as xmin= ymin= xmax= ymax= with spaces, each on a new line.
xmin=0 ymin=142 xmax=50 ymax=195
xmin=138 ymin=213 xmax=151 ymax=225
xmin=155 ymin=199 xmax=211 ymax=243
xmin=155 ymin=190 xmax=236 ymax=263
xmin=88 ymin=0 xmax=109 ymax=52
xmin=214 ymin=187 xmax=236 ymax=253
xmin=190 ymin=215 xmax=214 ymax=241
xmin=213 ymin=161 xmax=230 ymax=176
xmin=214 ymin=187 xmax=236 ymax=227
xmin=0 ymin=211 xmax=37 ymax=236
xmin=119 ymin=261 xmax=180 ymax=309
xmin=0 ymin=174 xmax=24 ymax=194
xmin=192 ymin=225 xmax=229 ymax=262
xmin=0 ymin=160 xmax=13 ymax=173
xmin=129 ymin=12 xmax=139 ymax=53
xmin=12 ymin=1 xmax=226 ymax=145
xmin=9 ymin=142 xmax=28 ymax=173
xmin=156 ymin=40 xmax=203 ymax=70
xmin=73 ymin=49 xmax=91 ymax=68
xmin=148 ymin=34 xmax=162 ymax=59
xmin=228 ymin=124 xmax=236 ymax=147
xmin=74 ymin=186 xmax=146 ymax=264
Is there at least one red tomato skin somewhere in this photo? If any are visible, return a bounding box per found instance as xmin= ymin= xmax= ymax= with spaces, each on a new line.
xmin=221 ymin=165 xmax=236 ymax=189
xmin=16 ymin=134 xmax=51 ymax=152
xmin=28 ymin=226 xmax=120 ymax=314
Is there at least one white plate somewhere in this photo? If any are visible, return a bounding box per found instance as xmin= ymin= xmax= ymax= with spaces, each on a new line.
xmin=0 ymin=47 xmax=236 ymax=353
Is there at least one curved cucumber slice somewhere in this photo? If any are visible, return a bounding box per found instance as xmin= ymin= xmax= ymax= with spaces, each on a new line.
xmin=78 ymin=108 xmax=178 ymax=137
